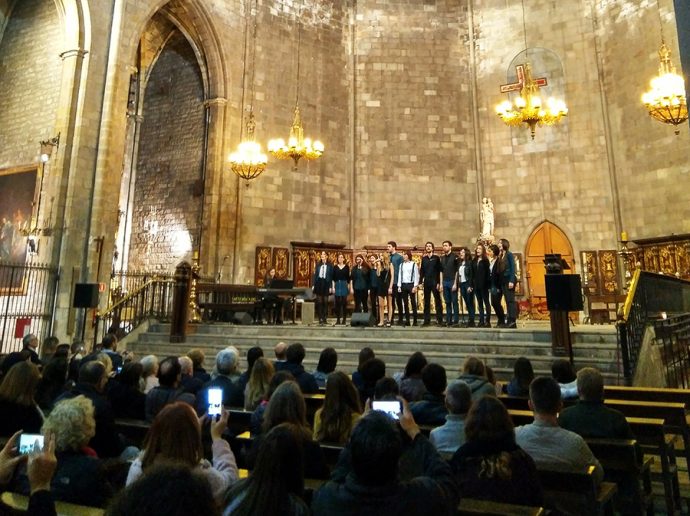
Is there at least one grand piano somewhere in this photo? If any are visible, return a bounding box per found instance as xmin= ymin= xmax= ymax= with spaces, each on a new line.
xmin=197 ymin=281 xmax=312 ymax=324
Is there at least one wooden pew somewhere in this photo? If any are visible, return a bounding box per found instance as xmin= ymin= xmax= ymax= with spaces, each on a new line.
xmin=114 ymin=418 xmax=150 ymax=447
xmin=1 ymin=492 xmax=104 ymax=516
xmin=232 ymin=431 xmax=343 ymax=468
xmin=458 ymin=498 xmax=544 ymax=515
xmin=238 ymin=468 xmax=326 ymax=491
xmin=585 ymin=438 xmax=654 ymax=516
xmin=537 ymin=466 xmax=617 ymax=516
xmin=604 ymin=385 xmax=690 ymax=408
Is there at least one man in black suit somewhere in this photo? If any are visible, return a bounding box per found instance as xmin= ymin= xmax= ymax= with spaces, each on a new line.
xmin=419 ymin=242 xmax=443 ymax=326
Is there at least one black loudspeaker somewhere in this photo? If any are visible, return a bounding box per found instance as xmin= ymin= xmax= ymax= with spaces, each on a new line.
xmin=73 ymin=283 xmax=99 ymax=308
xmin=232 ymin=312 xmax=254 ymax=325
xmin=351 ymin=312 xmax=375 ymax=327
xmin=545 ymin=275 xmax=583 ymax=312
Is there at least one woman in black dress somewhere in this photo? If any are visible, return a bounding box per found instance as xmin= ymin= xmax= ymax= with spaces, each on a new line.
xmin=350 ymin=254 xmax=370 ymax=313
xmin=488 ymin=244 xmax=505 ymax=326
xmin=312 ymin=251 xmax=334 ymax=325
xmin=473 ymin=244 xmax=491 ymax=327
xmin=368 ymin=254 xmax=380 ymax=323
xmin=333 ymin=253 xmax=350 ymax=325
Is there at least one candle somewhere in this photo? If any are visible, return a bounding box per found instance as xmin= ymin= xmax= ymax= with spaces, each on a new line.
xmin=620 ymin=231 xmax=628 ymax=242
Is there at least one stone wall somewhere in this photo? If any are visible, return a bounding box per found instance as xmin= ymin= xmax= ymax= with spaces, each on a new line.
xmin=128 ymin=30 xmax=205 ymax=271
xmin=0 ymin=0 xmax=62 ymax=167
xmin=353 ymin=0 xmax=478 ymax=248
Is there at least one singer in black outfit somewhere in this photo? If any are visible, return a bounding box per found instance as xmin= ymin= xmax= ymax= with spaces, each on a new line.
xmin=312 ymin=251 xmax=334 ymax=325
xmin=473 ymin=244 xmax=491 ymax=327
xmin=420 ymin=241 xmax=443 ymax=326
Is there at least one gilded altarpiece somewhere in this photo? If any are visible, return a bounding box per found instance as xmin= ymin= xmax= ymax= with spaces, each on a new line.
xmin=254 ymin=247 xmax=272 ymax=286
xmin=633 ymin=237 xmax=690 ymax=279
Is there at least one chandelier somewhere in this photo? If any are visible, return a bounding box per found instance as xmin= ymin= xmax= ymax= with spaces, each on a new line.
xmin=496 ymin=63 xmax=568 ymax=140
xmin=642 ymin=42 xmax=688 ymax=135
xmin=495 ymin=0 xmax=567 ymax=140
xmin=268 ymin=2 xmax=323 ymax=169
xmin=229 ymin=0 xmax=268 ymax=185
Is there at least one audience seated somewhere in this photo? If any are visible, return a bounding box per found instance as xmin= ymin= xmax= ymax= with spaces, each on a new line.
xmin=410 ymin=363 xmax=448 ymax=426
xmin=101 ymin=334 xmax=123 ymax=371
xmin=313 ymin=347 xmax=337 ymax=389
xmin=312 ymin=407 xmax=457 ymax=515
xmin=68 ymin=342 xmax=85 ymax=382
xmin=196 ymin=350 xmax=244 ymax=415
xmin=559 ymin=367 xmax=633 ymax=439
xmin=450 ymin=396 xmax=543 ymax=507
xmin=373 ymin=376 xmax=399 ymax=400
xmin=456 ymin=357 xmax=495 ymax=400
xmin=216 ymin=346 xmax=242 ymax=384
xmin=281 ymin=343 xmax=318 ymax=394
xmin=56 ymin=361 xmax=126 ymax=458
xmin=178 ymin=356 xmax=204 ymax=396
xmin=244 ymin=357 xmax=274 ymax=411
xmin=504 ymin=357 xmax=534 ymax=397
xmin=0 ymin=361 xmax=44 ymax=436
xmin=313 ymin=372 xmax=362 ymax=445
xmin=40 ymin=336 xmax=60 ymax=362
xmin=250 ymin=371 xmax=295 ymax=435
xmin=273 ymin=342 xmax=288 ymax=371
xmin=351 ymin=347 xmax=375 ymax=392
xmin=551 ymin=359 xmax=578 ymax=399
xmin=22 ymin=395 xmax=114 ymax=507
xmin=0 ymin=350 xmax=32 ymax=379
xmin=237 ymin=346 xmax=264 ymax=395
xmin=108 ymin=362 xmax=146 ymax=420
xmin=145 ymin=356 xmax=196 ymax=422
xmin=394 ymin=351 xmax=428 ymax=402
xmin=224 ymin=423 xmax=310 ymax=515
xmin=140 ymin=355 xmax=159 ymax=394
xmin=357 ymin=358 xmax=386 ymax=404
xmin=248 ymin=381 xmax=329 ymax=479
xmin=0 ymin=430 xmax=57 ymax=515
xmin=127 ymin=402 xmax=238 ymax=502
xmin=187 ymin=348 xmax=211 ymax=383
xmin=108 ymin=465 xmax=220 ymax=516
xmin=430 ymin=380 xmax=471 ymax=454
xmin=22 ymin=334 xmax=41 ymax=366
xmin=35 ymin=357 xmax=71 ymax=412
xmin=515 ymin=376 xmax=603 ymax=483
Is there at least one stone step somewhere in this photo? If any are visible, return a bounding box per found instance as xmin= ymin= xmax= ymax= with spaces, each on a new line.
xmin=126 ymin=320 xmax=623 ymax=383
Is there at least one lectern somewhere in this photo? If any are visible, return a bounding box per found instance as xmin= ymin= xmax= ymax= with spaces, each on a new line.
xmin=544 ymin=254 xmax=583 ymax=364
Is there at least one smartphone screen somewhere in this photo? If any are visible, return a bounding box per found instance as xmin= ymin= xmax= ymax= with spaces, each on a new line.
xmin=116 ymin=366 xmax=123 ymax=374
xmin=19 ymin=433 xmax=44 ymax=455
xmin=208 ymin=388 xmax=223 ymax=417
xmin=372 ymin=400 xmax=402 ymax=420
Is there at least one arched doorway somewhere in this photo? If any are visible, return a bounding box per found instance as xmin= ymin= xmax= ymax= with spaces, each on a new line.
xmin=525 ymin=221 xmax=575 ymax=317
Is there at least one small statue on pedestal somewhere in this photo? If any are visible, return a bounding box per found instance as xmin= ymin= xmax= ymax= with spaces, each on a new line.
xmin=480 ymin=197 xmax=494 ymax=238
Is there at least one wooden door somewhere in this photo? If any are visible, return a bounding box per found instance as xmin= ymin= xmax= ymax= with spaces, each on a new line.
xmin=525 ymin=222 xmax=575 ymax=316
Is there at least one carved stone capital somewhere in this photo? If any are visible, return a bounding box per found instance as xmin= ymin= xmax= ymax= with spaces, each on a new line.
xmin=59 ymin=49 xmax=89 ymax=60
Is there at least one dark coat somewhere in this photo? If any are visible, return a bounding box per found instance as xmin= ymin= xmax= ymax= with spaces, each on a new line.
xmin=146 ymin=385 xmax=196 ymax=422
xmin=313 ymin=434 xmax=458 ymax=516
xmin=472 ymin=257 xmax=491 ymax=291
xmin=410 ymin=392 xmax=447 ymax=426
xmin=107 ymin=381 xmax=146 ymax=420
xmin=196 ymin=375 xmax=243 ymax=415
xmin=193 ymin=367 xmax=211 ymax=384
xmin=56 ymin=383 xmax=124 ymax=458
xmin=559 ymin=400 xmax=634 ymax=439
xmin=247 ymin=430 xmax=329 ymax=480
xmin=281 ymin=362 xmax=319 ymax=394
xmin=450 ymin=437 xmax=543 ymax=507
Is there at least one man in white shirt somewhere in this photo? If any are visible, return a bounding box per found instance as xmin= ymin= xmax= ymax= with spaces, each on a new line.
xmin=397 ymin=250 xmax=420 ymax=326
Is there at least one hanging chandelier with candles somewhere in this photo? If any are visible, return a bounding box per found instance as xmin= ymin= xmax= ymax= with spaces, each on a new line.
xmin=642 ymin=42 xmax=688 ymax=135
xmin=229 ymin=0 xmax=268 ymax=185
xmin=495 ymin=0 xmax=567 ymax=140
xmin=268 ymin=3 xmax=324 ymax=169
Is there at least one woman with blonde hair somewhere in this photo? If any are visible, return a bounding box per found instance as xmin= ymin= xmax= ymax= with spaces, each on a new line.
xmin=36 ymin=395 xmax=113 ymax=507
xmin=244 ymin=357 xmax=274 ymax=411
xmin=0 ymin=361 xmax=43 ymax=436
xmin=126 ymin=402 xmax=238 ymax=502
xmin=373 ymin=253 xmax=391 ymax=327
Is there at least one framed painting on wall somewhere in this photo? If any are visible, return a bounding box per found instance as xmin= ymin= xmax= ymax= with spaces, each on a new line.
xmin=0 ymin=166 xmax=38 ymax=293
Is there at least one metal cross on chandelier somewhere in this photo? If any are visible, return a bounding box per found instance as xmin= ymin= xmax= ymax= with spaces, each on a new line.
xmin=495 ymin=62 xmax=568 ymax=140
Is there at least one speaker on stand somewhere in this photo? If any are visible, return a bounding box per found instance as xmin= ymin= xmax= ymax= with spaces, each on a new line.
xmin=73 ymin=283 xmax=100 ymax=345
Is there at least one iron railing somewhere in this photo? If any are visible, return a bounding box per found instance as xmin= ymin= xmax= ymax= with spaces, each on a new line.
xmin=618 ymin=269 xmax=690 ymax=385
xmin=0 ymin=261 xmax=58 ymax=354
xmin=94 ymin=276 xmax=176 ymax=345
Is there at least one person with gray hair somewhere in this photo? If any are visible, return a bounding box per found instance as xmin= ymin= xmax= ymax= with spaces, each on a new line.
xmin=140 ymin=354 xmax=159 ymax=394
xmin=196 ymin=348 xmax=244 ymax=414
xmin=22 ymin=333 xmax=41 ymax=365
xmin=558 ymin=367 xmax=633 ymax=439
xmin=430 ymin=380 xmax=472 ymax=453
xmin=179 ymin=356 xmax=203 ymax=396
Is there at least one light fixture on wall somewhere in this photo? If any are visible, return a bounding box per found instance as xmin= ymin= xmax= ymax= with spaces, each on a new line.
xmin=229 ymin=0 xmax=268 ymax=185
xmin=21 ymin=133 xmax=60 ymax=240
xmin=495 ymin=0 xmax=567 ymax=139
xmin=268 ymin=2 xmax=324 ymax=169
xmin=641 ymin=0 xmax=688 ymax=134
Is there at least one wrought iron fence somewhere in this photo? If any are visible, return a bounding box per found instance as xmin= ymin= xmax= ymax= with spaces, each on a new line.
xmin=95 ymin=276 xmax=176 ymax=344
xmin=0 ymin=261 xmax=58 ymax=355
xmin=618 ymin=269 xmax=690 ymax=384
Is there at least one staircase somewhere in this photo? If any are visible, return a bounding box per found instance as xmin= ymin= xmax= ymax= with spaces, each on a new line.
xmin=126 ymin=321 xmax=623 ymax=384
